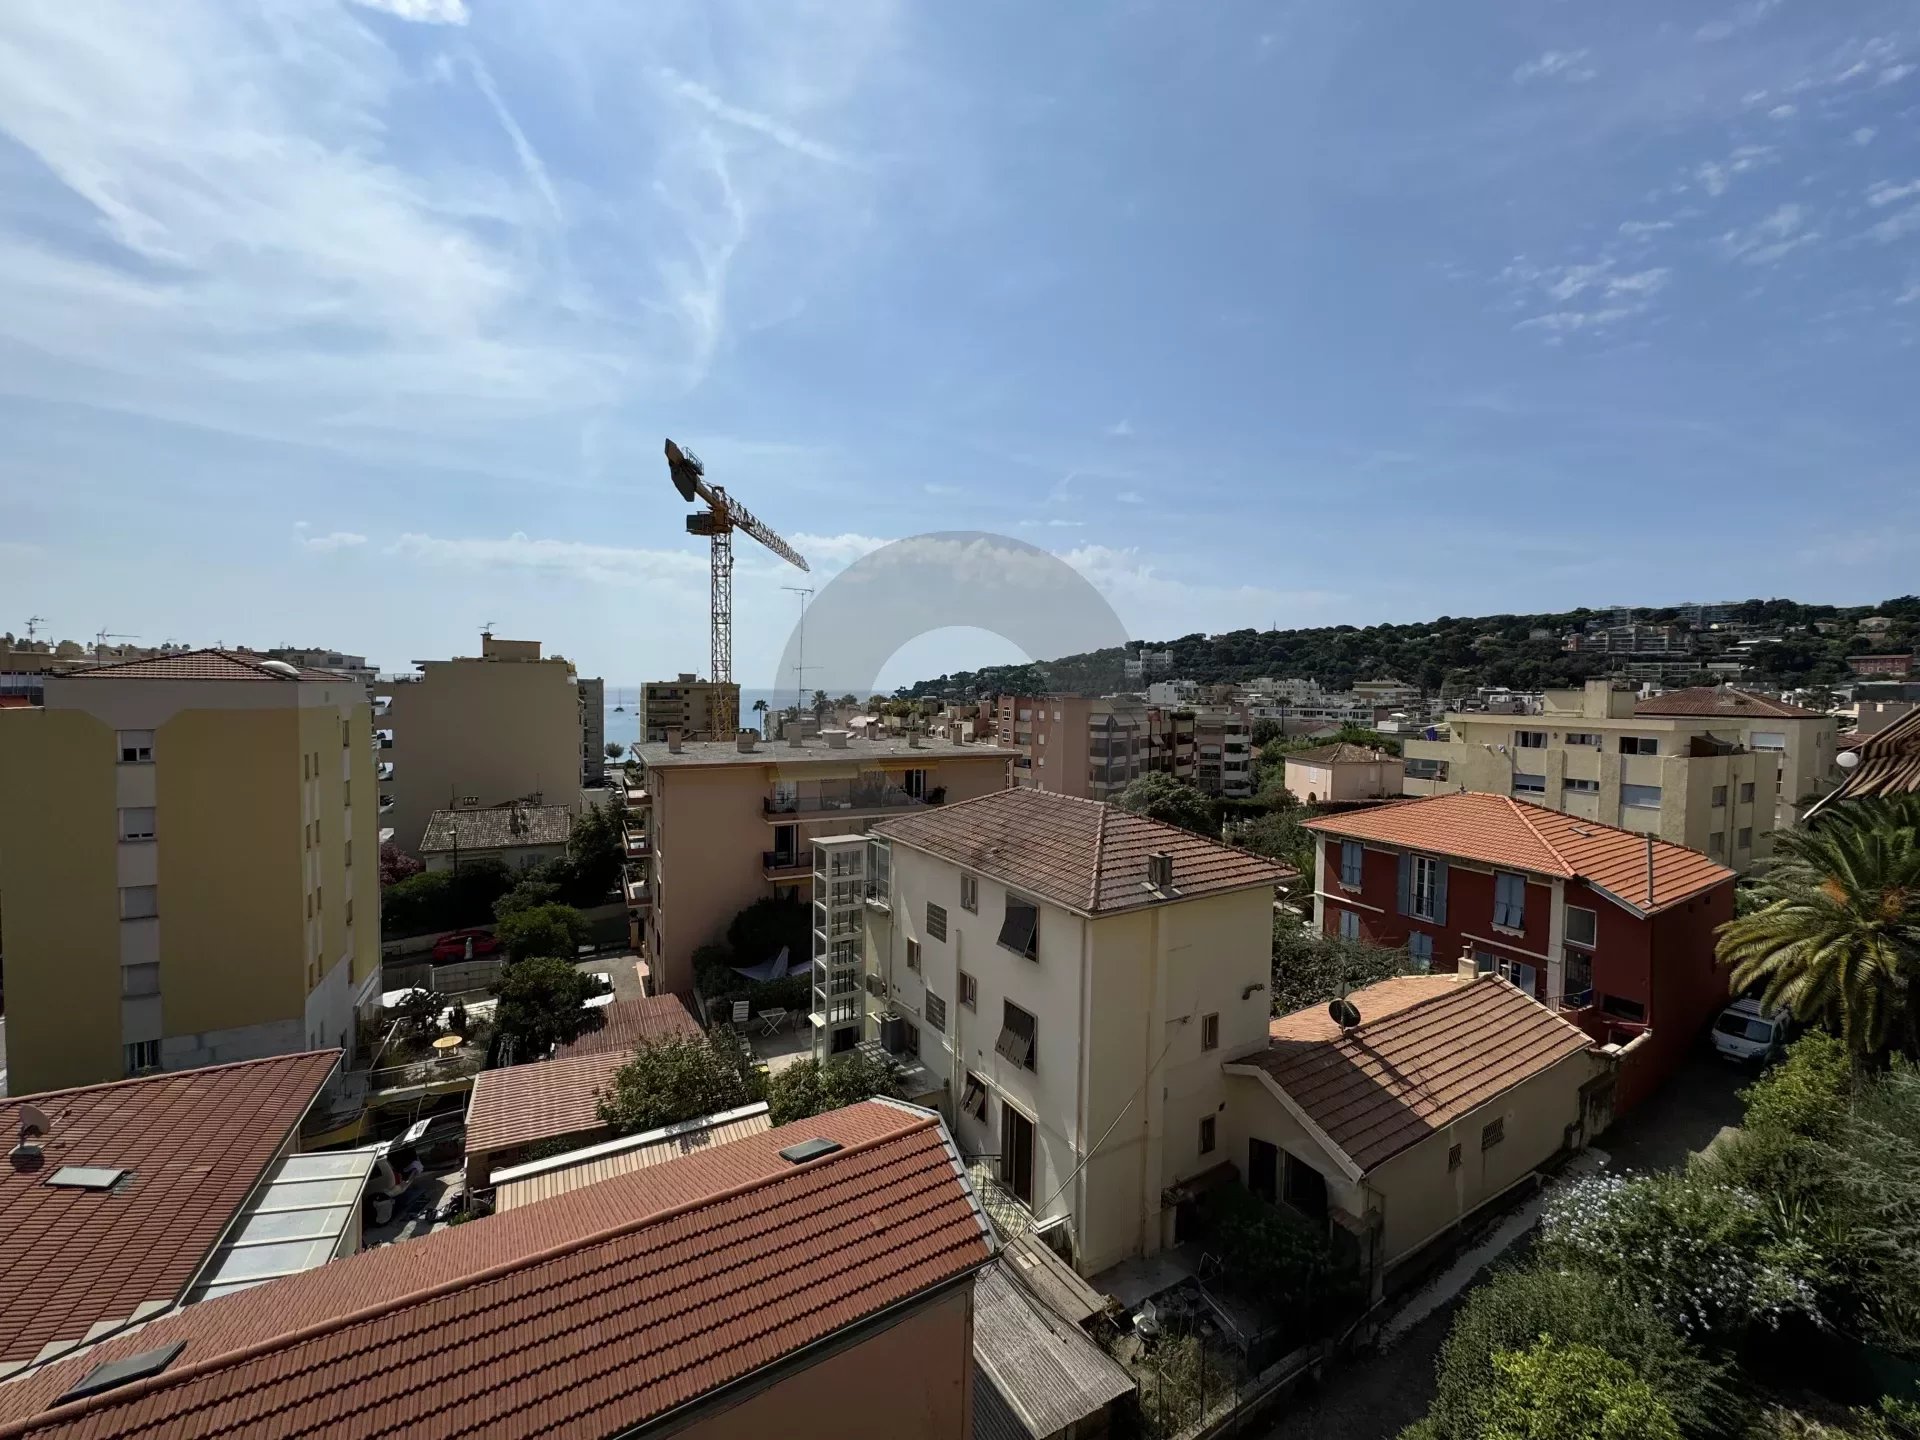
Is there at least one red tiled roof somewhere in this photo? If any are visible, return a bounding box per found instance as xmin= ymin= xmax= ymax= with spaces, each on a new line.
xmin=1284 ymin=743 xmax=1397 ymax=765
xmin=65 ymin=650 xmax=345 ymax=683
xmin=872 ymin=788 xmax=1293 ymax=915
xmin=1235 ymin=976 xmax=1593 ymax=1174
xmin=552 ymin=993 xmax=703 ymax=1060
xmin=1303 ymin=791 xmax=1732 ymax=914
xmin=0 ymin=1101 xmax=993 ymax=1440
xmin=1633 ymin=687 xmax=1826 ymax=719
xmin=465 ymin=1049 xmax=628 ymax=1158
xmin=0 ymin=1052 xmax=340 ymax=1370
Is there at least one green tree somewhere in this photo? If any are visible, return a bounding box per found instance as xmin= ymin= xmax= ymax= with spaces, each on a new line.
xmin=1481 ymin=1337 xmax=1680 ymax=1440
xmin=1717 ymin=798 xmax=1920 ymax=1058
xmin=1240 ymin=807 xmax=1314 ymax=878
xmin=566 ymin=797 xmax=626 ymax=902
xmin=604 ymin=741 xmax=625 ymax=760
xmin=495 ymin=902 xmax=590 ymax=962
xmin=1270 ymin=910 xmax=1411 ymax=1014
xmin=1250 ymin=717 xmax=1283 ymax=748
xmin=1115 ymin=771 xmax=1218 ymax=836
xmin=595 ymin=1032 xmax=760 ymax=1134
xmin=767 ymin=1049 xmax=906 ymax=1125
xmin=489 ymin=955 xmax=608 ymax=1057
xmin=393 ymin=987 xmax=442 ymax=1038
xmin=726 ymin=896 xmax=811 ymax=969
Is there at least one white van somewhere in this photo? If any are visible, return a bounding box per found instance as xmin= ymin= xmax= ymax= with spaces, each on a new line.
xmin=1712 ymin=997 xmax=1791 ymax=1064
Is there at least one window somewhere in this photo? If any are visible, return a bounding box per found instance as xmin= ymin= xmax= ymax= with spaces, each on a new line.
xmin=960 ymin=1072 xmax=988 ymax=1121
xmin=1565 ymin=732 xmax=1602 ymax=748
xmin=866 ymin=839 xmax=891 ymax=903
xmin=1601 ymin=994 xmax=1646 ymax=1023
xmin=344 ymin=840 xmax=352 ymax=869
xmin=117 ymin=730 xmax=154 ymax=764
xmin=302 ymin=752 xmax=310 ymax=781
xmin=1338 ymin=840 xmax=1363 ymax=888
xmin=1481 ymin=1117 xmax=1504 ymax=1150
xmin=119 ymin=885 xmax=157 ymax=920
xmin=996 ymin=1001 xmax=1037 ymax=1070
xmin=1511 ymin=772 xmax=1546 ymax=796
xmin=121 ymin=963 xmax=160 ymax=998
xmin=960 ymin=971 xmax=977 ymax=1010
xmin=1712 ymin=785 xmax=1728 ymax=808
xmin=118 ymin=807 xmax=156 ymax=842
xmin=1739 ymin=827 xmax=1754 ymax=850
xmin=342 ymin=718 xmax=350 ymax=748
xmin=1201 ymin=1013 xmax=1219 ymax=1051
xmin=960 ymin=873 xmax=978 ymax=913
xmin=1404 ymin=758 xmax=1450 ymax=782
xmin=1406 ymin=854 xmax=1444 ymax=921
xmin=1618 ymin=736 xmax=1660 ymax=756
xmin=1563 ymin=777 xmax=1600 ymax=794
xmin=1565 ymin=905 xmax=1597 ymax=948
xmin=1339 ymin=909 xmax=1360 ymax=941
xmin=1751 ymin=731 xmax=1787 ymax=752
xmin=898 ymin=1020 xmax=920 ymax=1058
xmin=1740 ymin=782 xmax=1756 ymax=803
xmin=124 ymin=1040 xmax=161 ymax=1075
xmin=926 ymin=903 xmax=948 ymax=942
xmin=1199 ymin=1115 xmax=1217 ymax=1156
xmin=997 ymin=896 xmax=1039 ymax=960
xmin=343 ymin=779 xmax=350 ymax=808
xmin=906 ymin=938 xmax=921 ymax=972
xmin=1620 ymin=783 xmax=1663 ymax=810
xmin=1407 ymin=931 xmax=1433 ymax=970
xmin=1493 ymin=873 xmax=1526 ymax=929
xmin=926 ymin=992 xmax=947 ymax=1033
xmin=1283 ymin=1152 xmax=1328 ymax=1220
xmin=1514 ymin=730 xmax=1548 ymax=749
xmin=1709 ymin=831 xmax=1725 ymax=855
xmin=1448 ymin=1142 xmax=1462 ymax=1172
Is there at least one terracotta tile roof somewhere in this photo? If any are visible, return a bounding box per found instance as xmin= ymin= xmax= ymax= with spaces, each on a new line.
xmin=872 ymin=788 xmax=1293 ymax=916
xmin=418 ymin=804 xmax=573 ymax=854
xmin=1633 ymin=686 xmax=1826 ymax=719
xmin=1821 ymin=705 xmax=1920 ymax=809
xmin=552 ymin=993 xmax=703 ymax=1060
xmin=1284 ymin=743 xmax=1398 ymax=765
xmin=0 ymin=1101 xmax=994 ymax=1440
xmin=1232 ymin=976 xmax=1593 ymax=1174
xmin=1268 ymin=975 xmax=1460 ymax=1042
xmin=64 ymin=650 xmax=347 ymax=683
xmin=493 ymin=1104 xmax=773 ymax=1211
xmin=1303 ymin=791 xmax=1732 ymax=914
xmin=464 ymin=1049 xmax=628 ymax=1159
xmin=0 ymin=1052 xmax=340 ymax=1371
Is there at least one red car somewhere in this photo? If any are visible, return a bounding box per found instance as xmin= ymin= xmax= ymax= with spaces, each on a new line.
xmin=431 ymin=929 xmax=501 ymax=963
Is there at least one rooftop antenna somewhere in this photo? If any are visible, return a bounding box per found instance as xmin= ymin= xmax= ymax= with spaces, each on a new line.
xmin=783 ymin=585 xmax=815 ymax=727
xmin=24 ymin=615 xmax=45 ymax=643
xmin=95 ymin=629 xmax=140 ymax=653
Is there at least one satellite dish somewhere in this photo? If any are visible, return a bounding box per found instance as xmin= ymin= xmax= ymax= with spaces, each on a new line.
xmin=1837 ymin=750 xmax=1859 ymax=771
xmin=18 ymin=1103 xmax=51 ymax=1141
xmin=1328 ymin=997 xmax=1362 ymax=1030
xmin=259 ymin=659 xmax=302 ymax=679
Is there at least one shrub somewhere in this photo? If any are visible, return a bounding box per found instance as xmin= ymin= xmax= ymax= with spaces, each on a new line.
xmin=725 ymin=897 xmax=810 ymax=970
xmin=1199 ymin=1184 xmax=1358 ymax=1318
xmin=595 ymin=1031 xmax=763 ymax=1135
xmin=767 ymin=1050 xmax=905 ymax=1125
xmin=489 ymin=956 xmax=608 ymax=1057
xmin=1270 ymin=910 xmax=1411 ymax=1015
xmin=1744 ymin=1032 xmax=1855 ymax=1143
xmin=1481 ymin=1335 xmax=1680 ymax=1440
xmin=1115 ymin=772 xmax=1218 ymax=836
xmin=494 ymin=903 xmax=590 ymax=962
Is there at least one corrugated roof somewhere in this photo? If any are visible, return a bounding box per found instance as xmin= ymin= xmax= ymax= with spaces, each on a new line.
xmin=494 ymin=1105 xmax=773 ymax=1210
xmin=0 ymin=1102 xmax=995 ymax=1440
xmin=1633 ymin=686 xmax=1826 ymax=719
xmin=63 ymin=650 xmax=346 ymax=683
xmin=872 ymin=788 xmax=1293 ymax=916
xmin=552 ymin=993 xmax=702 ymax=1060
xmin=1303 ymin=791 xmax=1732 ymax=914
xmin=972 ymin=1265 xmax=1132 ymax=1440
xmin=1284 ymin=743 xmax=1398 ymax=765
xmin=0 ymin=1052 xmax=340 ymax=1371
xmin=418 ymin=805 xmax=573 ymax=853
xmin=464 ymin=1049 xmax=630 ymax=1159
xmin=1235 ymin=976 xmax=1593 ymax=1174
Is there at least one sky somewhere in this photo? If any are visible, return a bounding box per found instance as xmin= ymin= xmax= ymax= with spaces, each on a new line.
xmin=1 ymin=0 xmax=1918 ymax=690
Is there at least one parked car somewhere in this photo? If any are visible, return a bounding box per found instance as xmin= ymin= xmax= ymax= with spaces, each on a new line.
xmin=385 ymin=1110 xmax=467 ymax=1168
xmin=431 ymin=929 xmax=500 ymax=963
xmin=1712 ymin=997 xmax=1792 ymax=1064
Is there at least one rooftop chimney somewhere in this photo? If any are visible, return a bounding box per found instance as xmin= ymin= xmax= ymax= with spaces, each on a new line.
xmin=736 ymin=729 xmax=757 ymax=754
xmin=908 ymin=723 xmax=922 ymax=749
xmin=787 ymin=724 xmax=803 ymax=748
xmin=1457 ymin=941 xmax=1479 ymax=981
xmin=824 ymin=729 xmax=849 ymax=750
xmin=666 ymin=726 xmax=683 ymax=754
xmin=1145 ymin=851 xmax=1174 ymax=892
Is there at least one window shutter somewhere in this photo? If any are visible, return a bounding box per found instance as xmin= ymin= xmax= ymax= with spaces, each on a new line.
xmin=1396 ymin=853 xmax=1412 ymax=916
xmin=1432 ymin=861 xmax=1449 ymax=926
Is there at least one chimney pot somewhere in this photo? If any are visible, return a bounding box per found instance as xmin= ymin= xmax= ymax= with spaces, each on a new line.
xmin=735 ymin=729 xmax=757 ymax=753
xmin=666 ymin=726 xmax=683 ymax=754
xmin=1457 ymin=940 xmax=1479 ymax=981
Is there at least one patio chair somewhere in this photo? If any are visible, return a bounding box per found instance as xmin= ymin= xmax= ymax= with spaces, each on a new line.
xmin=757 ymin=1007 xmax=788 ymax=1035
xmin=731 ymin=999 xmax=750 ymax=1027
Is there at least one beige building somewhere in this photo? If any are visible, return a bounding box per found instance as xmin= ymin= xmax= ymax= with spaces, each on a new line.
xmin=1631 ymin=685 xmax=1839 ymax=826
xmin=1283 ymin=742 xmax=1401 ymax=805
xmin=1401 ymin=680 xmax=1791 ymax=871
xmin=995 ymin=693 xmax=1148 ymax=799
xmin=632 ymin=727 xmax=1011 ymax=994
xmin=640 ymin=673 xmax=739 ymax=742
xmin=381 ymin=632 xmax=583 ymax=860
xmin=1193 ymin=707 xmax=1254 ymax=798
xmin=852 ymin=788 xmax=1291 ymax=1277
xmin=0 ymin=650 xmax=380 ymax=1094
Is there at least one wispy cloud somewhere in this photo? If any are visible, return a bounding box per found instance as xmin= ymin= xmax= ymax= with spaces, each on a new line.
xmin=661 ymin=69 xmax=854 ymax=167
xmin=345 ymin=0 xmax=469 ymax=24
xmin=789 ymin=532 xmax=891 ymax=568
xmin=468 ymin=56 xmax=563 ymax=226
xmin=1018 ymin=518 xmax=1087 ymax=530
xmin=390 ymin=532 xmax=709 ymax=588
xmin=1115 ymin=491 xmax=1144 ymax=505
xmin=1880 ymin=63 xmax=1916 ymax=86
xmin=1695 ymin=0 xmax=1782 ymax=44
xmin=1867 ymin=205 xmax=1920 ymax=244
xmin=296 ymin=528 xmax=370 ymax=553
xmin=1501 ymin=256 xmax=1669 ymax=337
xmin=1618 ymin=220 xmax=1674 ymax=238
xmin=1720 ymin=203 xmax=1818 ymax=264
xmin=922 ymin=482 xmax=961 ymax=497
xmin=1512 ymin=49 xmax=1596 ymax=85
xmin=1855 ymin=127 xmax=1880 ymax=145
xmin=1693 ymin=145 xmax=1776 ymax=197
xmin=1767 ymin=103 xmax=1797 ymax=120
xmin=1867 ymin=179 xmax=1920 ymax=209
xmin=1105 ymin=419 xmax=1134 ymax=438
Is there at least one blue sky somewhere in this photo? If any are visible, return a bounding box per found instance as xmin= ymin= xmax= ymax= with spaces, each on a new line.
xmin=2 ymin=0 xmax=1917 ymax=688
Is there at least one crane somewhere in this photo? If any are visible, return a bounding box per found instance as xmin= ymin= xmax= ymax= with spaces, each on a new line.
xmin=664 ymin=440 xmax=808 ymax=736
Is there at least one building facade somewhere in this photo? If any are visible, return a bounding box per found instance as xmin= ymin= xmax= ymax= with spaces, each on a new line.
xmin=1631 ymin=685 xmax=1840 ymax=827
xmin=640 ymin=674 xmax=740 ymax=742
xmin=1282 ymin=742 xmax=1400 ymax=805
xmin=577 ymin=674 xmax=605 ymax=787
xmin=0 ymin=651 xmax=381 ymax=1093
xmin=380 ymin=632 xmax=584 ymax=860
xmin=265 ymin=647 xmax=378 ymax=688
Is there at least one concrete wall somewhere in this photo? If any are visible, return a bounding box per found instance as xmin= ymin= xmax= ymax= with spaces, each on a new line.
xmin=680 ymin=1285 xmax=974 ymax=1440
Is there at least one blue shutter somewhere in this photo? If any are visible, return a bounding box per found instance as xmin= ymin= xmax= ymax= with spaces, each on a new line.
xmin=1433 ymin=861 xmax=1449 ymax=926
xmin=1396 ymin=853 xmax=1412 ymax=916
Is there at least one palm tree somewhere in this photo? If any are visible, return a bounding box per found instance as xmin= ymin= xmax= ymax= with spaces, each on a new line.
xmin=751 ymin=698 xmax=768 ymax=728
xmin=1718 ymin=798 xmax=1920 ymax=1059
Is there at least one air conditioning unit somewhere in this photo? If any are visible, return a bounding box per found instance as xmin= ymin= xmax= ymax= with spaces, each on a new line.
xmin=879 ymin=1013 xmax=907 ymax=1053
xmin=864 ymin=972 xmax=886 ymax=998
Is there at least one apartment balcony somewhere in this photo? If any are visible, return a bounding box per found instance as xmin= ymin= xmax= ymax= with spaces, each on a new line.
xmin=378 ymin=795 xmax=394 ymax=815
xmin=623 ymin=828 xmax=651 ymax=860
xmin=623 ymin=874 xmax=652 ymax=910
xmin=623 ymin=785 xmax=650 ymax=809
xmin=763 ymin=785 xmax=937 ymax=821
xmin=965 ymin=1159 xmax=1039 ymax=1242
xmin=763 ymin=850 xmax=810 ymax=881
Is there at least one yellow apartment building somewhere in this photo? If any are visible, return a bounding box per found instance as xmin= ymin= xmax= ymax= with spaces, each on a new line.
xmin=380 ymin=632 xmax=583 ymax=859
xmin=631 ymin=727 xmax=1010 ymax=994
xmin=1400 ymin=680 xmax=1805 ymax=871
xmin=639 ymin=674 xmax=739 ymax=742
xmin=1630 ymin=685 xmax=1839 ymax=827
xmin=0 ymin=650 xmax=380 ymax=1094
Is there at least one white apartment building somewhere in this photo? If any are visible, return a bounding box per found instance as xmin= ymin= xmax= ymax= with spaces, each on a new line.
xmin=837 ymin=789 xmax=1290 ymax=1277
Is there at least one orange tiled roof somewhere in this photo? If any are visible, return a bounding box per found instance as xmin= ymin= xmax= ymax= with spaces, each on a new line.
xmin=1633 ymin=686 xmax=1826 ymax=719
xmin=0 ymin=1101 xmax=993 ymax=1440
xmin=0 ymin=1052 xmax=341 ymax=1370
xmin=1284 ymin=743 xmax=1397 ymax=765
xmin=65 ymin=650 xmax=347 ymax=683
xmin=872 ymin=788 xmax=1293 ymax=915
xmin=1303 ymin=791 xmax=1732 ymax=914
xmin=552 ymin=993 xmax=704 ymax=1060
xmin=464 ymin=1049 xmax=629 ymax=1158
xmin=1237 ymin=976 xmax=1593 ymax=1174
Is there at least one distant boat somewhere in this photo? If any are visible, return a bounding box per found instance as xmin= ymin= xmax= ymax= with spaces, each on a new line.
xmin=612 ymin=687 xmax=626 ymax=713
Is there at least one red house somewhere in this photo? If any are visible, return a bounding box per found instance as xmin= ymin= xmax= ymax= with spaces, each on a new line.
xmin=1301 ymin=793 xmax=1736 ymax=1113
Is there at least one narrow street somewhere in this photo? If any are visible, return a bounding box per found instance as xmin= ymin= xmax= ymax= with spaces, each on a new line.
xmin=1254 ymin=1050 xmax=1750 ymax=1439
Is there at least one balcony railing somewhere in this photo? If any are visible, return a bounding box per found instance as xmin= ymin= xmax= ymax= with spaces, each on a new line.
xmin=764 ymin=785 xmax=933 ymax=817
xmin=763 ymin=850 xmax=809 ymax=878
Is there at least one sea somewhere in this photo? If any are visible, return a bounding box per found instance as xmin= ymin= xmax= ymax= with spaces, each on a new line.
xmin=599 ymin=686 xmax=804 ymax=750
